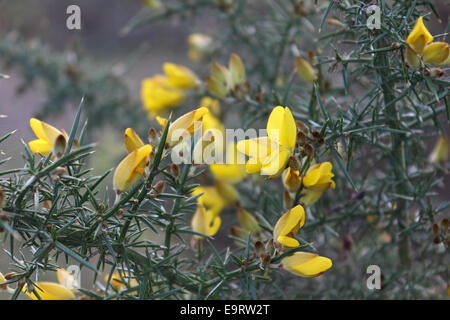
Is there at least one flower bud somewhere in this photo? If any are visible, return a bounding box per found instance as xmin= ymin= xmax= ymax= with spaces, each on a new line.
xmin=433 ymin=235 xmax=441 ymax=244
xmin=148 ymin=128 xmax=158 ymax=145
xmin=295 ymin=57 xmax=318 ymax=83
xmin=260 ymin=253 xmax=271 ymax=268
xmin=52 ymin=134 xmax=67 ymax=159
xmin=303 ymin=143 xmax=314 ymax=158
xmin=152 ymin=180 xmax=165 ymax=197
xmin=404 ymin=46 xmax=420 ymax=70
xmin=295 ymin=120 xmax=309 ymax=134
xmin=440 ymin=218 xmax=449 ymax=232
xmin=429 ymin=136 xmax=449 ymax=165
xmin=265 ymin=238 xmax=275 ymax=256
xmin=431 ymin=222 xmax=440 ymax=235
xmin=429 ymin=68 xmax=444 ymax=78
xmin=254 ymin=241 xmax=265 ymax=256
xmin=168 ymin=163 xmax=180 ymax=179
xmin=296 ymin=130 xmax=307 ymax=145
xmin=238 ymin=208 xmax=261 ymax=233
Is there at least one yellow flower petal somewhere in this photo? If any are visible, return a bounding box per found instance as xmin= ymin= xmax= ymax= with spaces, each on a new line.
xmin=422 ymin=42 xmax=450 ymax=66
xmin=28 ymin=139 xmax=53 ymax=157
xmin=113 ymin=145 xmax=152 ymax=193
xmin=273 ymin=205 xmax=305 ymax=247
xmin=24 ymin=282 xmax=75 ymax=300
xmin=141 ymin=75 xmax=185 ymax=117
xmin=266 ymin=106 xmax=297 ymax=149
xmin=282 ymin=252 xmax=332 ymax=277
xmin=167 ymin=107 xmax=209 ymax=146
xmin=124 ymin=128 xmax=145 ymax=153
xmin=278 ymin=235 xmax=300 ymax=247
xmin=406 ymin=16 xmax=433 ymax=54
xmin=163 ymin=63 xmax=199 ymax=89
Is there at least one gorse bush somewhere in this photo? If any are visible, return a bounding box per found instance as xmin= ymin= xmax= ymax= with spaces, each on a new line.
xmin=0 ymin=0 xmax=449 ymax=300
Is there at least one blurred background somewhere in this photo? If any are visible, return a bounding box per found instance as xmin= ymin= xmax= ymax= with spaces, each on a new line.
xmin=0 ymin=0 xmax=449 ymax=299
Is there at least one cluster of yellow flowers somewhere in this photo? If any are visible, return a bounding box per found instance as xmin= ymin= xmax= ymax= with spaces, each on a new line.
xmin=141 ymin=63 xmax=200 ymax=117
xmin=405 ymin=16 xmax=450 ymax=70
xmin=0 ymin=268 xmax=139 ymax=300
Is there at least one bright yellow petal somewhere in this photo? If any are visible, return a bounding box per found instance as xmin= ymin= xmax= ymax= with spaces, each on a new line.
xmin=207 ymin=214 xmax=221 ymax=237
xmin=422 ymin=42 xmax=450 ymax=66
xmin=277 ymin=235 xmax=300 ymax=247
xmin=124 ymin=128 xmax=145 ymax=153
xmin=113 ymin=145 xmax=152 ymax=193
xmin=279 ymin=205 xmax=305 ymax=236
xmin=282 ymin=252 xmax=332 ymax=277
xmin=24 ymin=282 xmax=75 ymax=300
xmin=30 ymin=118 xmax=64 ymax=143
xmin=163 ymin=63 xmax=199 ymax=89
xmin=406 ymin=16 xmax=433 ymax=54
xmin=167 ymin=107 xmax=209 ymax=146
xmin=302 ymin=163 xmax=322 ymax=187
xmin=266 ymin=106 xmax=297 ymax=148
xmin=260 ymin=147 xmax=291 ymax=178
xmin=28 ymin=139 xmax=53 ymax=157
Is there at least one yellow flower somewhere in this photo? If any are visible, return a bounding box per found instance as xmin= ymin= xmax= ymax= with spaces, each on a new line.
xmin=187 ymin=33 xmax=213 ymax=62
xmin=141 ymin=75 xmax=185 ymax=117
xmin=422 ymin=42 xmax=450 ymax=66
xmin=192 ymin=186 xmax=226 ymax=218
xmin=295 ymin=57 xmax=318 ymax=83
xmin=273 ymin=205 xmax=305 ymax=247
xmin=405 ymin=16 xmax=450 ymax=67
xmin=113 ymin=144 xmax=153 ymax=193
xmin=200 ymin=96 xmax=221 ymax=117
xmin=56 ymin=268 xmax=79 ymax=291
xmin=28 ymin=118 xmax=68 ymax=157
xmin=282 ymin=252 xmax=332 ymax=278
xmin=192 ymin=110 xmax=225 ymax=161
xmin=124 ymin=128 xmax=145 ymax=153
xmin=191 ymin=203 xmax=221 ymax=239
xmin=0 ymin=272 xmax=7 ymax=290
xmin=192 ymin=181 xmax=238 ymax=218
xmin=301 ymin=162 xmax=335 ymax=206
xmin=237 ymin=106 xmax=297 ymax=178
xmin=282 ymin=167 xmax=301 ymax=193
xmin=166 ymin=107 xmax=209 ymax=147
xmin=404 ymin=45 xmax=421 ymax=69
xmin=163 ymin=63 xmax=199 ymax=89
xmin=209 ymin=142 xmax=248 ymax=184
xmin=106 ymin=271 xmax=138 ymax=292
xmin=429 ymin=135 xmax=449 ymax=164
xmin=23 ymin=282 xmax=75 ymax=300
xmin=406 ymin=16 xmax=433 ymax=55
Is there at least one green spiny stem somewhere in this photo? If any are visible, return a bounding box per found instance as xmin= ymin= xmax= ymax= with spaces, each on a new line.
xmin=375 ymin=37 xmax=410 ymax=268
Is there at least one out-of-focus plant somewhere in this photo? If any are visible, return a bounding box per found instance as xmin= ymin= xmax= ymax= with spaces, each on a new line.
xmin=0 ymin=0 xmax=449 ymax=300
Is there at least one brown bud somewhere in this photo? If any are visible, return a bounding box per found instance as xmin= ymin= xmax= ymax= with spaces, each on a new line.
xmin=168 ymin=163 xmax=180 ymax=179
xmin=296 ymin=130 xmax=307 ymax=145
xmin=317 ymin=137 xmax=325 ymax=145
xmin=440 ymin=218 xmax=449 ymax=231
xmin=153 ymin=180 xmax=165 ymax=195
xmin=288 ymin=156 xmax=299 ymax=171
xmin=311 ymin=130 xmax=321 ymax=139
xmin=254 ymin=241 xmax=265 ymax=256
xmin=432 ymin=222 xmax=440 ymax=235
xmin=265 ymin=238 xmax=275 ymax=256
xmin=4 ymin=272 xmax=16 ymax=280
xmin=148 ymin=128 xmax=158 ymax=144
xmin=303 ymin=143 xmax=314 ymax=158
xmin=430 ymin=68 xmax=444 ymax=78
xmin=295 ymin=120 xmax=309 ymax=133
xmin=0 ymin=187 xmax=5 ymax=209
xmin=433 ymin=235 xmax=441 ymax=244
xmin=260 ymin=253 xmax=271 ymax=268
xmin=391 ymin=42 xmax=400 ymax=49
